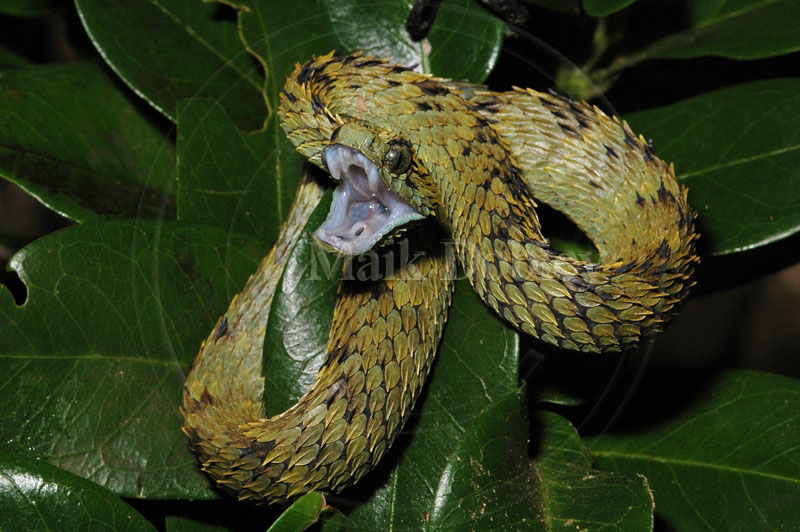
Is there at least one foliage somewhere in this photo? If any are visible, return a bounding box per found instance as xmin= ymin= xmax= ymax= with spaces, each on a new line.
xmin=1 ymin=0 xmax=798 ymax=530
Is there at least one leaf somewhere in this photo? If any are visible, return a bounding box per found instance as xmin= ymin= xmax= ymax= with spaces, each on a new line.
xmin=228 ymin=0 xmax=502 ymax=114
xmin=640 ymin=0 xmax=800 ymax=60
xmin=0 ymin=452 xmax=157 ymax=532
xmin=265 ymin=492 xmax=325 ymax=532
xmin=0 ymin=0 xmax=51 ymax=17
xmin=624 ymin=78 xmax=800 ymax=255
xmin=176 ymin=98 xmax=305 ymax=244
xmin=0 ymin=44 xmax=28 ymax=67
xmin=586 ymin=369 xmax=800 ymax=532
xmin=582 ymin=0 xmax=637 ymax=17
xmin=534 ymin=410 xmax=654 ymax=531
xmin=261 ymin=194 xmax=338 ymax=416
xmin=0 ymin=219 xmax=265 ymax=499
xmin=319 ymin=0 xmax=503 ymax=81
xmin=367 ymin=387 xmax=654 ymax=531
xmin=74 ymin=0 xmax=264 ymax=128
xmin=0 ymin=62 xmax=176 ymax=222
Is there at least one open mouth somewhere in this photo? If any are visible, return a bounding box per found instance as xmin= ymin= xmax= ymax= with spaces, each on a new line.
xmin=314 ymin=145 xmax=423 ymax=255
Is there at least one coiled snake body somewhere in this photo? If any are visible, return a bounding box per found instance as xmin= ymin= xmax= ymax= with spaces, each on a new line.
xmin=182 ymin=53 xmax=698 ymax=503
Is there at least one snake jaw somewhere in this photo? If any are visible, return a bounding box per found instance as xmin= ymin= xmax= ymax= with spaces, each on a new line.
xmin=315 ymin=144 xmax=423 ymax=255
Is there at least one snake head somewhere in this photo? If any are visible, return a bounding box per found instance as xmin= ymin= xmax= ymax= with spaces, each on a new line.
xmin=314 ymin=124 xmax=433 ymax=255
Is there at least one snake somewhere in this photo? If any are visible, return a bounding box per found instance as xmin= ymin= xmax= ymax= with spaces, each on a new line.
xmin=182 ymin=53 xmax=698 ymax=503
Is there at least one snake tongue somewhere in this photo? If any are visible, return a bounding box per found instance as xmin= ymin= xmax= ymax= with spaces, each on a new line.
xmin=315 ymin=145 xmax=423 ymax=255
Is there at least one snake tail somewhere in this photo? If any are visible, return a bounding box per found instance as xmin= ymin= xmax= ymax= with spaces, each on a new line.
xmin=279 ymin=53 xmax=698 ymax=354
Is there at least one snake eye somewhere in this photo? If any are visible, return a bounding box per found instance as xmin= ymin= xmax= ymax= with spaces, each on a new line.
xmin=383 ymin=140 xmax=413 ymax=175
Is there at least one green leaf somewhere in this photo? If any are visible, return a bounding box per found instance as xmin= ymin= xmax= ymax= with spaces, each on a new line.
xmin=261 ymin=194 xmax=338 ymax=416
xmin=176 ymin=98 xmax=305 ymax=244
xmin=74 ymin=0 xmax=265 ymax=128
xmin=229 ymin=0 xmax=502 ymax=114
xmin=0 ymin=452 xmax=157 ymax=532
xmin=0 ymin=44 xmax=29 ymax=67
xmin=320 ymin=0 xmax=503 ymax=81
xmin=0 ymin=220 xmax=265 ymax=499
xmin=586 ymin=369 xmax=800 ymax=532
xmin=265 ymin=492 xmax=325 ymax=532
xmin=624 ymin=79 xmax=800 ymax=255
xmin=534 ymin=410 xmax=654 ymax=531
xmin=0 ymin=0 xmax=51 ymax=17
xmin=641 ymin=0 xmax=800 ymax=60
xmin=582 ymin=0 xmax=637 ymax=17
xmin=0 ymin=62 xmax=176 ymax=222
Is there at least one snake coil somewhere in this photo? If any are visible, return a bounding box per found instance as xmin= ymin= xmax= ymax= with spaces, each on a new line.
xmin=182 ymin=53 xmax=698 ymax=503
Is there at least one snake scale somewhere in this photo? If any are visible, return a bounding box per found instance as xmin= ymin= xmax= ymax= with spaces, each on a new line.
xmin=182 ymin=53 xmax=698 ymax=503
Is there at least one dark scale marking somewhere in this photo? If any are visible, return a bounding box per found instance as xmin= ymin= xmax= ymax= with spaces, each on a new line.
xmin=358 ymin=58 xmax=384 ymax=68
xmin=387 ymin=80 xmax=400 ymax=87
xmin=564 ymin=275 xmax=592 ymax=292
xmin=604 ymin=144 xmax=618 ymax=159
xmin=589 ymin=180 xmax=601 ymax=189
xmin=541 ymin=96 xmax=562 ymax=111
xmin=576 ymin=117 xmax=590 ymax=129
xmin=644 ymin=140 xmax=657 ymax=162
xmin=635 ymin=192 xmax=646 ymax=207
xmin=214 ymin=317 xmax=229 ymax=341
xmin=325 ymin=376 xmax=348 ymax=405
xmin=390 ymin=65 xmax=409 ymax=73
xmin=311 ymin=93 xmax=325 ymax=115
xmin=349 ymin=84 xmax=362 ymax=90
xmin=624 ymin=130 xmax=637 ymax=148
xmin=416 ymin=101 xmax=433 ymax=112
xmin=657 ymin=239 xmax=671 ymax=259
xmin=550 ymin=109 xmax=568 ymax=121
xmin=341 ymin=55 xmax=358 ymax=65
xmin=283 ymin=90 xmax=297 ymax=103
xmin=416 ymin=80 xmax=450 ymax=97
xmin=314 ymin=73 xmax=333 ymax=87
xmin=240 ymin=440 xmax=276 ymax=459
xmin=558 ymin=122 xmax=579 ymax=137
xmin=297 ymin=62 xmax=316 ymax=84
xmin=476 ymin=131 xmax=487 ymax=143
xmin=474 ymin=99 xmax=501 ymax=113
xmin=657 ymin=181 xmax=675 ymax=203
xmin=616 ymin=260 xmax=637 ymax=274
xmin=462 ymin=146 xmax=472 ymax=157
xmin=200 ymin=388 xmax=216 ymax=406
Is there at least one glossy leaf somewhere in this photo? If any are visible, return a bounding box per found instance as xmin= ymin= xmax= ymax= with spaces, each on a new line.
xmin=624 ymin=78 xmax=800 ymax=254
xmin=0 ymin=220 xmax=265 ymax=499
xmin=261 ymin=194 xmax=338 ymax=416
xmin=582 ymin=0 xmax=637 ymax=17
xmin=176 ymin=98 xmax=305 ymax=245
xmin=74 ymin=0 xmax=265 ymax=128
xmin=587 ymin=369 xmax=800 ymax=531
xmin=0 ymin=452 xmax=157 ymax=532
xmin=228 ymin=0 xmax=502 ymax=113
xmin=642 ymin=0 xmax=800 ymax=60
xmin=265 ymin=492 xmax=325 ymax=532
xmin=424 ymin=391 xmax=655 ymax=531
xmin=0 ymin=62 xmax=176 ymax=221
xmin=320 ymin=0 xmax=503 ymax=81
